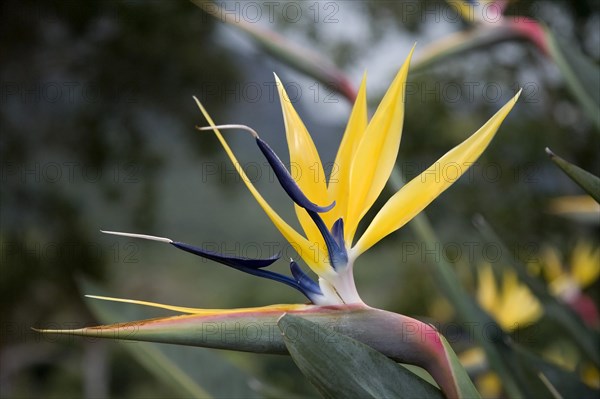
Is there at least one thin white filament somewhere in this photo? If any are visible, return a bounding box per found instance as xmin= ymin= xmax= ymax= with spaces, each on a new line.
xmin=196 ymin=124 xmax=259 ymax=138
xmin=100 ymin=230 xmax=172 ymax=243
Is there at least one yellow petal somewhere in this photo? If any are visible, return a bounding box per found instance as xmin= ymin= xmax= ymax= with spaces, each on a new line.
xmin=570 ymin=241 xmax=600 ymax=288
xmin=274 ymin=74 xmax=329 ymax=252
xmin=477 ymin=373 xmax=502 ymax=399
xmin=477 ymin=262 xmax=498 ymax=312
xmin=540 ymin=246 xmax=565 ymax=282
xmin=85 ymin=295 xmax=310 ymax=315
xmin=345 ymin=46 xmax=415 ymax=243
xmin=476 ymin=265 xmax=542 ymax=331
xmin=193 ymin=97 xmax=327 ymax=274
xmin=581 ymin=364 xmax=600 ymax=389
xmin=498 ymin=269 xmax=542 ymax=330
xmin=353 ymin=90 xmax=521 ymax=256
xmin=328 ymin=72 xmax=368 ymax=239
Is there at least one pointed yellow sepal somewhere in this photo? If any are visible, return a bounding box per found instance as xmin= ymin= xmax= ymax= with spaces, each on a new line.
xmin=345 ymin=46 xmax=415 ymax=244
xmin=273 ymin=73 xmax=329 ymax=251
xmin=84 ymin=295 xmax=311 ymax=315
xmin=354 ymin=89 xmax=521 ymax=256
xmin=328 ymin=72 xmax=368 ymax=239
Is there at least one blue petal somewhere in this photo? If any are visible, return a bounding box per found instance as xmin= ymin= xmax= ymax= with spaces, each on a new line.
xmin=330 ymin=218 xmax=345 ymax=248
xmin=170 ymin=241 xmax=320 ymax=302
xmin=290 ymin=260 xmax=322 ymax=295
xmin=171 ymin=241 xmax=279 ymax=268
xmin=306 ymin=211 xmax=348 ymax=269
xmin=256 ymin=138 xmax=335 ymax=213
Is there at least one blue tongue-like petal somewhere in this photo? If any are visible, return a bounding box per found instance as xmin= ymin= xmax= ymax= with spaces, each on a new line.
xmin=306 ymin=210 xmax=348 ymax=270
xmin=253 ymin=136 xmax=347 ymax=270
xmin=170 ymin=241 xmax=279 ymax=268
xmin=196 ymin=125 xmax=333 ymax=213
xmin=171 ymin=241 xmax=321 ymax=301
xmin=330 ymin=218 xmax=345 ymax=248
xmin=290 ymin=259 xmax=322 ymax=295
xmin=254 ymin=134 xmax=348 ymax=270
xmin=256 ymin=137 xmax=335 ymax=213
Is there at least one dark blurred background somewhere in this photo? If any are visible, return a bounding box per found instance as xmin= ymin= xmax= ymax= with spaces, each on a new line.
xmin=1 ymin=0 xmax=598 ymax=397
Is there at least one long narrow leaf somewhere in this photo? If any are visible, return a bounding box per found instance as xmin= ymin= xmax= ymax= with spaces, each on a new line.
xmin=546 ymin=148 xmax=600 ymax=203
xmin=512 ymin=345 xmax=600 ymax=399
xmin=543 ymin=26 xmax=600 ymax=129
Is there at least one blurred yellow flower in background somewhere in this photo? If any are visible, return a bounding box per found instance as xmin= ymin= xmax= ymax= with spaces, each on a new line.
xmin=476 ymin=262 xmax=543 ymax=331
xmin=540 ymin=241 xmax=600 ymax=294
xmin=534 ymin=240 xmax=600 ymax=328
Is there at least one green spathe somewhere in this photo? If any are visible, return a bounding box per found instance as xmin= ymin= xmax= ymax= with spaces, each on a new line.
xmin=37 ymin=300 xmax=477 ymax=398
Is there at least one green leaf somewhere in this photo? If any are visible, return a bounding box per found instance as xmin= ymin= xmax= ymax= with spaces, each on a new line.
xmin=546 ymin=148 xmax=600 ymax=203
xmin=438 ymin=336 xmax=481 ymax=399
xmin=544 ymin=26 xmax=600 ymax=129
xmin=277 ymin=314 xmax=444 ymax=399
xmin=80 ymin=279 xmax=262 ymax=399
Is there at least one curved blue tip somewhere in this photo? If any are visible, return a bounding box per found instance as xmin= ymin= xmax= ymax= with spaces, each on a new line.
xmin=256 ymin=138 xmax=335 ymax=213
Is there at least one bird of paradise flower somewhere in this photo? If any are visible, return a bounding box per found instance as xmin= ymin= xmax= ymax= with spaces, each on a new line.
xmin=37 ymin=48 xmax=520 ymax=398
